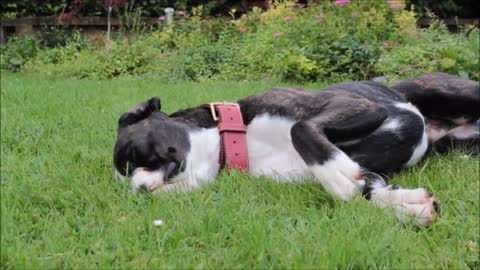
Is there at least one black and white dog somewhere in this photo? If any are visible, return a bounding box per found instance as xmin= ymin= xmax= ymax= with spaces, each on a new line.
xmin=114 ymin=72 xmax=479 ymax=226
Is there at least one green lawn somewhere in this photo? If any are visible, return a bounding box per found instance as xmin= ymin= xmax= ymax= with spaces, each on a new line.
xmin=1 ymin=72 xmax=479 ymax=269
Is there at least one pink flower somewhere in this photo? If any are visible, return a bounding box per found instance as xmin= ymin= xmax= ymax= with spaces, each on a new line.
xmin=383 ymin=42 xmax=389 ymax=48
xmin=274 ymin=32 xmax=281 ymax=38
xmin=177 ymin=10 xmax=185 ymax=15
xmin=316 ymin=13 xmax=324 ymax=23
xmin=158 ymin=16 xmax=165 ymax=21
xmin=239 ymin=27 xmax=247 ymax=33
xmin=390 ymin=3 xmax=403 ymax=9
xmin=334 ymin=0 xmax=351 ymax=5
xmin=284 ymin=16 xmax=292 ymax=22
xmin=387 ymin=0 xmax=403 ymax=9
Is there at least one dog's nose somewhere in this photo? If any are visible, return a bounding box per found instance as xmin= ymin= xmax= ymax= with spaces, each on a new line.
xmin=137 ymin=184 xmax=149 ymax=193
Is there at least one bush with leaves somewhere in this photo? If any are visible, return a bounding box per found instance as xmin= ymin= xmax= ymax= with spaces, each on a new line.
xmin=7 ymin=0 xmax=480 ymax=82
xmin=375 ymin=22 xmax=479 ymax=81
xmin=0 ymin=36 xmax=41 ymax=71
xmin=23 ymin=33 xmax=166 ymax=79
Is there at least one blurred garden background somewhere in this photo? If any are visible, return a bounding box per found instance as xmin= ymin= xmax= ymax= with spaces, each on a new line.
xmin=1 ymin=0 xmax=479 ymax=83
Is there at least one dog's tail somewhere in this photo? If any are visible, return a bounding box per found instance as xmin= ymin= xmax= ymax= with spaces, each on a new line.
xmin=391 ymin=72 xmax=479 ymax=155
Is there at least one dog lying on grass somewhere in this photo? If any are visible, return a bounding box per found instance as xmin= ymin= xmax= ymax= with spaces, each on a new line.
xmin=114 ymin=72 xmax=479 ymax=226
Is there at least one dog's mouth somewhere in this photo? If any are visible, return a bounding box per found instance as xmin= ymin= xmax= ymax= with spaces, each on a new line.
xmin=164 ymin=161 xmax=178 ymax=180
xmin=148 ymin=162 xmax=179 ymax=192
xmin=148 ymin=180 xmax=176 ymax=192
xmin=131 ymin=161 xmax=180 ymax=193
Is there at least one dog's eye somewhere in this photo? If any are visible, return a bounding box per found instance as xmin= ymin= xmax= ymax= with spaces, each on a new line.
xmin=155 ymin=157 xmax=167 ymax=164
xmin=139 ymin=154 xmax=167 ymax=170
xmin=153 ymin=153 xmax=167 ymax=164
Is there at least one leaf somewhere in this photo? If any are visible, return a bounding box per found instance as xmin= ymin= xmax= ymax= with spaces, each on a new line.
xmin=440 ymin=58 xmax=456 ymax=69
xmin=458 ymin=70 xmax=469 ymax=78
xmin=9 ymin=57 xmax=22 ymax=65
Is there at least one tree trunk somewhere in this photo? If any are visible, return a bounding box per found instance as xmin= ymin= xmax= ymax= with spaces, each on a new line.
xmin=106 ymin=5 xmax=112 ymax=53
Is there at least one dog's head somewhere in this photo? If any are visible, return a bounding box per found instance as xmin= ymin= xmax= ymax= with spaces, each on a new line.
xmin=114 ymin=97 xmax=190 ymax=192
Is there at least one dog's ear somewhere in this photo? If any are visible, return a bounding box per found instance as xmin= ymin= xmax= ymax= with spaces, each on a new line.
xmin=118 ymin=97 xmax=161 ymax=127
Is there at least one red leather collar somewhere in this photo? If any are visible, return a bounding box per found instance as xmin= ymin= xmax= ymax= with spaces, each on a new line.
xmin=209 ymin=102 xmax=249 ymax=172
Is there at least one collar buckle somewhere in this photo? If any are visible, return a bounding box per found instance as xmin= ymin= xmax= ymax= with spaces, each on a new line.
xmin=209 ymin=102 xmax=240 ymax=121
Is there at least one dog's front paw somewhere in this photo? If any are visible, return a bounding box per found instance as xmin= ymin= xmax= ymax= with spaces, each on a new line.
xmin=311 ymin=152 xmax=363 ymax=201
xmin=372 ymin=187 xmax=441 ymax=226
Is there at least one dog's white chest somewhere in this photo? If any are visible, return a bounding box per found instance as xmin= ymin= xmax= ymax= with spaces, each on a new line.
xmin=246 ymin=114 xmax=309 ymax=180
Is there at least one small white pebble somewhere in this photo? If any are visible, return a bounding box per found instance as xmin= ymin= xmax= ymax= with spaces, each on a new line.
xmin=153 ymin=219 xmax=164 ymax=226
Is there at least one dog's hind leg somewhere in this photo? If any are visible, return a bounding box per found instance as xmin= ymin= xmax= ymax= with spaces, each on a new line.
xmin=362 ymin=172 xmax=440 ymax=226
xmin=392 ymin=72 xmax=479 ymax=154
xmin=391 ymin=72 xmax=479 ymax=122
xmin=289 ymin=97 xmax=441 ymax=225
xmin=290 ymin=99 xmax=388 ymax=201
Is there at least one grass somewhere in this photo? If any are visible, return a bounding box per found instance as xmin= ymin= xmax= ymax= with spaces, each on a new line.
xmin=1 ymin=71 xmax=479 ymax=269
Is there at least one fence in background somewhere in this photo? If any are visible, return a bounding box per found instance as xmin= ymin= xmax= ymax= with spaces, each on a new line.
xmin=1 ymin=16 xmax=479 ymax=44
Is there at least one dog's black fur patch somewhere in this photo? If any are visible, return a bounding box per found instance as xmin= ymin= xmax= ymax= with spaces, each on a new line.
xmin=392 ymin=72 xmax=479 ymax=122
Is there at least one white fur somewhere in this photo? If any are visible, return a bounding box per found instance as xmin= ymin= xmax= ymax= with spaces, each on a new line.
xmin=115 ymin=169 xmax=126 ymax=182
xmin=394 ymin=102 xmax=424 ymax=120
xmin=247 ymin=115 xmax=362 ymax=200
xmin=406 ymin=130 xmax=429 ymax=166
xmin=168 ymin=128 xmax=221 ymax=190
xmin=447 ymin=123 xmax=479 ymax=139
xmin=379 ymin=118 xmax=402 ymax=131
xmin=394 ymin=102 xmax=429 ymax=167
xmin=310 ymin=152 xmax=363 ymax=201
xmin=450 ymin=117 xmax=470 ymax=125
xmin=131 ymin=168 xmax=164 ymax=191
xmin=371 ymin=186 xmax=437 ymax=226
xmin=247 ymin=115 xmax=363 ymax=200
xmin=246 ymin=114 xmax=309 ymax=180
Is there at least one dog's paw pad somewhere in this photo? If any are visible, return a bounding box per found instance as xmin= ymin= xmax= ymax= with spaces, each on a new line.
xmin=430 ymin=196 xmax=442 ymax=218
xmin=372 ymin=187 xmax=440 ymax=226
xmin=400 ymin=192 xmax=440 ymax=227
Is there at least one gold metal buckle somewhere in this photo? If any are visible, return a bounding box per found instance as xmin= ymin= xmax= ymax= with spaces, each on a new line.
xmin=209 ymin=102 xmax=240 ymax=121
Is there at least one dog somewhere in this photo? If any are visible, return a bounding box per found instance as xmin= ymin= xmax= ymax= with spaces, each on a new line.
xmin=113 ymin=72 xmax=479 ymax=226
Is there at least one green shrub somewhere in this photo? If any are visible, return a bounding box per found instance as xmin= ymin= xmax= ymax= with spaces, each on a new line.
xmin=23 ymin=33 xmax=166 ymax=79
xmin=375 ymin=23 xmax=480 ymax=81
xmin=1 ymin=36 xmax=41 ymax=71
xmin=1 ymin=29 xmax=90 ymax=72
xmin=7 ymin=0 xmax=480 ymax=83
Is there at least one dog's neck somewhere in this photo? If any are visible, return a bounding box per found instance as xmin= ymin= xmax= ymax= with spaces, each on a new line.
xmin=169 ymin=106 xmax=221 ymax=185
xmin=169 ymin=105 xmax=218 ymax=129
xmin=170 ymin=105 xmax=250 ymax=185
xmin=178 ymin=127 xmax=221 ymax=186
